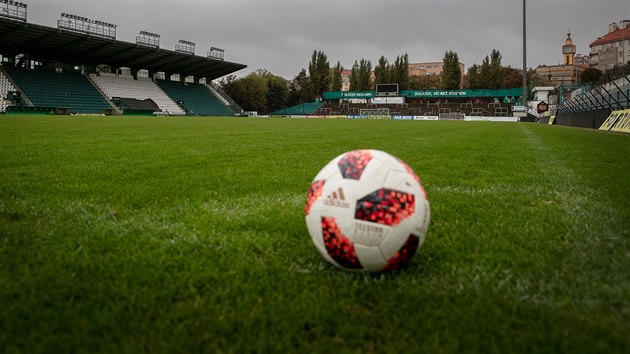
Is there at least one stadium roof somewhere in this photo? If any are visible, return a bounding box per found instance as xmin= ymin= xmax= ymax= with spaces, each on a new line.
xmin=0 ymin=17 xmax=247 ymax=80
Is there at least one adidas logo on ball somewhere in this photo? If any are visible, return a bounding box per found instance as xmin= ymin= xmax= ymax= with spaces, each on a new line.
xmin=323 ymin=188 xmax=350 ymax=208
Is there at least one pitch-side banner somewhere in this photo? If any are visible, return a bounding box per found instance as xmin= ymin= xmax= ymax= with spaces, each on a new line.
xmin=323 ymin=88 xmax=524 ymax=100
xmin=600 ymin=109 xmax=630 ymax=132
xmin=464 ymin=116 xmax=519 ymax=122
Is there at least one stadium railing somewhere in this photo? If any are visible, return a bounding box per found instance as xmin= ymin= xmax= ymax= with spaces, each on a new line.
xmin=556 ymin=75 xmax=630 ymax=115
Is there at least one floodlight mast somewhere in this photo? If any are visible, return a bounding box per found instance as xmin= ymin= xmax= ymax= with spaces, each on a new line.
xmin=522 ymin=0 xmax=528 ymax=108
xmin=208 ymin=47 xmax=225 ymax=61
xmin=57 ymin=13 xmax=117 ymax=39
xmin=175 ymin=40 xmax=195 ymax=55
xmin=136 ymin=30 xmax=160 ymax=48
xmin=0 ymin=0 xmax=28 ymax=22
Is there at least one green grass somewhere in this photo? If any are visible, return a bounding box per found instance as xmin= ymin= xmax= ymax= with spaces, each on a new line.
xmin=0 ymin=116 xmax=629 ymax=353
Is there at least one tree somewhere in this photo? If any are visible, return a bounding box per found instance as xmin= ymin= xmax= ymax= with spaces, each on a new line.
xmin=349 ymin=61 xmax=359 ymax=91
xmin=374 ymin=55 xmax=389 ymax=85
xmin=490 ymin=49 xmax=503 ymax=88
xmin=466 ymin=64 xmax=480 ymax=89
xmin=441 ymin=50 xmax=461 ymax=90
xmin=219 ymin=70 xmax=287 ymax=114
xmin=308 ymin=50 xmax=330 ymax=97
xmin=265 ymin=78 xmax=288 ymax=113
xmin=581 ymin=68 xmax=602 ymax=84
xmin=526 ymin=68 xmax=544 ymax=100
xmin=502 ymin=66 xmax=522 ymax=88
xmin=479 ymin=49 xmax=503 ymax=89
xmin=392 ymin=53 xmax=410 ymax=90
xmin=357 ymin=58 xmax=373 ymax=91
xmin=330 ymin=62 xmax=343 ymax=92
xmin=287 ymin=69 xmax=313 ymax=107
xmin=409 ymin=74 xmax=441 ymax=90
xmin=374 ymin=53 xmax=409 ymax=89
xmin=220 ymin=73 xmax=266 ymax=113
xmin=480 ymin=56 xmax=492 ymax=88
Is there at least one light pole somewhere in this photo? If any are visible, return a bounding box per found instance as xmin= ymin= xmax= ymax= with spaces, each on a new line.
xmin=522 ymin=0 xmax=528 ymax=107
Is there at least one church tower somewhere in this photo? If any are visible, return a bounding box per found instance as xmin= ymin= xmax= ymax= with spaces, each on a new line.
xmin=562 ymin=32 xmax=576 ymax=65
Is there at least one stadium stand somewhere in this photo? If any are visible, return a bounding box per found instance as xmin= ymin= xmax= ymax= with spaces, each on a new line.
xmin=271 ymin=101 xmax=324 ymax=115
xmin=548 ymin=74 xmax=630 ymax=128
xmin=315 ymin=99 xmax=511 ymax=118
xmin=0 ymin=5 xmax=247 ymax=116
xmin=111 ymin=97 xmax=160 ymax=116
xmin=207 ymin=82 xmax=244 ymax=115
xmin=155 ymin=80 xmax=233 ymax=116
xmin=90 ymin=73 xmax=185 ymax=115
xmin=3 ymin=65 xmax=112 ymax=114
xmin=556 ymin=75 xmax=630 ymax=115
xmin=0 ymin=67 xmax=16 ymax=113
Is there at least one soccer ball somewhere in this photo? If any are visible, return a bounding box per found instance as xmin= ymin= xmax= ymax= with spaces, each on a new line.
xmin=305 ymin=149 xmax=430 ymax=272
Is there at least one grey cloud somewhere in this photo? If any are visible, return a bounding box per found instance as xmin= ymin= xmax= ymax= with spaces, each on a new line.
xmin=23 ymin=0 xmax=630 ymax=79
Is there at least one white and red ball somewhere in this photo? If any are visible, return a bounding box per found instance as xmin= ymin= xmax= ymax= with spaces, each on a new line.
xmin=305 ymin=149 xmax=430 ymax=272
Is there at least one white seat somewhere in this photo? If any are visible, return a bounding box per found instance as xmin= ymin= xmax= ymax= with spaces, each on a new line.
xmin=90 ymin=73 xmax=184 ymax=115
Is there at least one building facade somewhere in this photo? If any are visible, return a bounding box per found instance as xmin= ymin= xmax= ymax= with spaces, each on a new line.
xmin=408 ymin=62 xmax=465 ymax=86
xmin=589 ymin=20 xmax=630 ymax=71
xmin=536 ymin=32 xmax=585 ymax=87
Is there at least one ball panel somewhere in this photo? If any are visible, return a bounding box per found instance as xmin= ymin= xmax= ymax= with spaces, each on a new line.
xmin=305 ymin=180 xmax=325 ymax=216
xmin=354 ymin=244 xmax=386 ymax=272
xmin=350 ymin=220 xmax=391 ymax=247
xmin=395 ymin=158 xmax=428 ymax=200
xmin=337 ymin=150 xmax=373 ymax=180
xmin=383 ymin=234 xmax=421 ymax=271
xmin=355 ymin=188 xmax=415 ymax=226
xmin=321 ymin=217 xmax=363 ymax=269
xmin=382 ymin=169 xmax=423 ymax=197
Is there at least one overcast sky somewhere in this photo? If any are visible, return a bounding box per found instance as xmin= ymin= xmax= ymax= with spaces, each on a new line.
xmin=24 ymin=0 xmax=630 ymax=79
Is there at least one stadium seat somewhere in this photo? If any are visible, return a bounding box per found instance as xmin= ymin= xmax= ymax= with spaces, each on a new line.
xmin=272 ymin=101 xmax=323 ymax=115
xmin=155 ymin=80 xmax=234 ymax=116
xmin=3 ymin=65 xmax=112 ymax=114
xmin=0 ymin=66 xmax=17 ymax=112
xmin=90 ymin=73 xmax=185 ymax=115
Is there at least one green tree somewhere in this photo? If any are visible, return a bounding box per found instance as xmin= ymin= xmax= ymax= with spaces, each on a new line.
xmin=308 ymin=50 xmax=330 ymax=97
xmin=357 ymin=58 xmax=373 ymax=91
xmin=349 ymin=61 xmax=359 ymax=91
xmin=580 ymin=68 xmax=602 ymax=84
xmin=480 ymin=56 xmax=491 ymax=88
xmin=502 ymin=66 xmax=523 ymax=88
xmin=330 ymin=62 xmax=343 ymax=92
xmin=441 ymin=50 xmax=461 ymax=90
xmin=220 ymin=73 xmax=266 ymax=113
xmin=374 ymin=55 xmax=389 ymax=85
xmin=219 ymin=70 xmax=287 ymax=114
xmin=287 ymin=69 xmax=314 ymax=107
xmin=392 ymin=53 xmax=410 ymax=90
xmin=350 ymin=59 xmax=372 ymax=91
xmin=490 ymin=49 xmax=503 ymax=88
xmin=526 ymin=68 xmax=544 ymax=100
xmin=265 ymin=78 xmax=288 ymax=113
xmin=479 ymin=49 xmax=503 ymax=89
xmin=466 ymin=64 xmax=480 ymax=89
xmin=409 ymin=74 xmax=441 ymax=90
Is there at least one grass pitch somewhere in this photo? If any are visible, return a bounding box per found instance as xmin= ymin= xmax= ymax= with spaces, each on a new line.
xmin=0 ymin=116 xmax=629 ymax=353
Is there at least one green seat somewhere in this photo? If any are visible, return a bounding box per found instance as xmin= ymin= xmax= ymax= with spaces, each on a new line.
xmin=156 ymin=80 xmax=234 ymax=116
xmin=3 ymin=65 xmax=111 ymax=114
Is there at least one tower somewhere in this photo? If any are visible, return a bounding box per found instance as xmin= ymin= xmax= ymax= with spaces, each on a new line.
xmin=562 ymin=32 xmax=576 ymax=65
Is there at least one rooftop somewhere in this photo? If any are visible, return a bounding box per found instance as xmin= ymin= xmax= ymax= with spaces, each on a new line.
xmin=590 ymin=26 xmax=630 ymax=47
